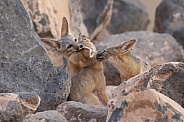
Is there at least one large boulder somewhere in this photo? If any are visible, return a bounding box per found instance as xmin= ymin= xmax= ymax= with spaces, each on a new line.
xmin=96 ymin=31 xmax=184 ymax=85
xmin=69 ymin=0 xmax=89 ymax=37
xmin=21 ymin=0 xmax=70 ymax=39
xmin=23 ymin=110 xmax=68 ymax=122
xmin=0 ymin=56 xmax=70 ymax=111
xmin=22 ymin=0 xmax=89 ymax=38
xmin=57 ymin=101 xmax=107 ymax=122
xmin=107 ymin=89 xmax=184 ymax=122
xmin=69 ymin=0 xmax=107 ymax=35
xmin=69 ymin=0 xmax=149 ymax=36
xmin=0 ymin=0 xmax=45 ymax=62
xmin=0 ymin=93 xmax=40 ymax=122
xmin=112 ymin=62 xmax=184 ymax=108
xmin=107 ymin=0 xmax=149 ymax=34
xmin=154 ymin=0 xmax=184 ymax=49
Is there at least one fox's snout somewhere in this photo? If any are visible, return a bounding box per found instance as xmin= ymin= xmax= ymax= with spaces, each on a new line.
xmin=73 ymin=43 xmax=84 ymax=52
xmin=96 ymin=51 xmax=106 ymax=60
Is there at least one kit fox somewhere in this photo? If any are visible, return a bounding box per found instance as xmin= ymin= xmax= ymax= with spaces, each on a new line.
xmin=68 ymin=34 xmax=108 ymax=106
xmin=97 ymin=39 xmax=151 ymax=82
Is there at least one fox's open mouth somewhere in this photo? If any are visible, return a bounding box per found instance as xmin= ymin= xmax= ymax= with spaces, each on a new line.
xmin=96 ymin=53 xmax=105 ymax=60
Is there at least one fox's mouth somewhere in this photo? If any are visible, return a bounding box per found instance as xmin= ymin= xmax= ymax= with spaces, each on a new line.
xmin=73 ymin=48 xmax=84 ymax=53
xmin=96 ymin=51 xmax=106 ymax=60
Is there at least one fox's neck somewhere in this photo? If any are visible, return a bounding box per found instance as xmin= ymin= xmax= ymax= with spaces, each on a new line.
xmin=113 ymin=53 xmax=147 ymax=76
xmin=82 ymin=56 xmax=103 ymax=71
xmin=67 ymin=61 xmax=82 ymax=77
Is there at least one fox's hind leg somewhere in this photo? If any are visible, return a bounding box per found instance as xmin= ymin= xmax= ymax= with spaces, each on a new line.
xmin=83 ymin=93 xmax=100 ymax=105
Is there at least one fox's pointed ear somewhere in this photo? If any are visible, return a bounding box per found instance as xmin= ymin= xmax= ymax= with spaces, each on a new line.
xmin=61 ymin=17 xmax=69 ymax=37
xmin=78 ymin=33 xmax=87 ymax=41
xmin=116 ymin=39 xmax=137 ymax=53
xmin=41 ymin=38 xmax=61 ymax=51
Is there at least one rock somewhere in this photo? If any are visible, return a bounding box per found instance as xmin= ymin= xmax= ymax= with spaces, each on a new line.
xmin=23 ymin=110 xmax=68 ymax=122
xmin=106 ymin=86 xmax=117 ymax=99
xmin=112 ymin=62 xmax=184 ymax=108
xmin=69 ymin=0 xmax=107 ymax=35
xmin=0 ymin=93 xmax=40 ymax=122
xmin=0 ymin=56 xmax=70 ymax=111
xmin=107 ymin=0 xmax=149 ymax=34
xmin=107 ymin=89 xmax=184 ymax=122
xmin=21 ymin=0 xmax=70 ymax=39
xmin=96 ymin=31 xmax=184 ymax=85
xmin=69 ymin=0 xmax=149 ymax=37
xmin=154 ymin=0 xmax=184 ymax=48
xmin=56 ymin=101 xmax=107 ymax=122
xmin=69 ymin=0 xmax=89 ymax=38
xmin=18 ymin=92 xmax=41 ymax=115
xmin=0 ymin=0 xmax=45 ymax=62
xmin=22 ymin=0 xmax=89 ymax=38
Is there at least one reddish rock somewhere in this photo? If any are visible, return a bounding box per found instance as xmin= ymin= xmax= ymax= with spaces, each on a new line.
xmin=21 ymin=0 xmax=70 ymax=39
xmin=112 ymin=62 xmax=184 ymax=108
xmin=0 ymin=93 xmax=40 ymax=121
xmin=107 ymin=89 xmax=184 ymax=122
xmin=56 ymin=101 xmax=107 ymax=122
xmin=23 ymin=110 xmax=67 ymax=122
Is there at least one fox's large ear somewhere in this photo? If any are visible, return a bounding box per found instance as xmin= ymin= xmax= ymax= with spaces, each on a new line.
xmin=78 ymin=33 xmax=90 ymax=42
xmin=116 ymin=39 xmax=137 ymax=53
xmin=82 ymin=48 xmax=95 ymax=58
xmin=41 ymin=38 xmax=60 ymax=51
xmin=61 ymin=17 xmax=69 ymax=37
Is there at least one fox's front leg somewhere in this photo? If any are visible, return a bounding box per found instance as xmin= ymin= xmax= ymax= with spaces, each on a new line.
xmin=97 ymin=89 xmax=108 ymax=106
xmin=95 ymin=75 xmax=108 ymax=106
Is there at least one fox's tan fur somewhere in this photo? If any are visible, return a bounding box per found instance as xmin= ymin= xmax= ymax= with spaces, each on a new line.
xmin=40 ymin=17 xmax=84 ymax=77
xmin=68 ymin=35 xmax=108 ymax=106
xmin=97 ymin=39 xmax=151 ymax=82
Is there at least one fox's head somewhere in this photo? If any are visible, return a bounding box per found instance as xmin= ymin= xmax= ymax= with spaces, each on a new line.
xmin=41 ymin=17 xmax=83 ymax=59
xmin=96 ymin=39 xmax=137 ymax=63
xmin=69 ymin=34 xmax=97 ymax=64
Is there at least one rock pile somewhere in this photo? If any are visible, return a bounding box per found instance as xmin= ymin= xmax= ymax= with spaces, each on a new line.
xmin=0 ymin=0 xmax=183 ymax=121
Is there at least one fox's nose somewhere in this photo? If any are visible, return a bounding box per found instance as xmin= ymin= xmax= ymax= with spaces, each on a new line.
xmin=79 ymin=44 xmax=83 ymax=49
xmin=75 ymin=44 xmax=83 ymax=51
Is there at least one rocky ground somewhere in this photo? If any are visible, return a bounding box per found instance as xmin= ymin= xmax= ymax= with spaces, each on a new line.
xmin=0 ymin=0 xmax=183 ymax=121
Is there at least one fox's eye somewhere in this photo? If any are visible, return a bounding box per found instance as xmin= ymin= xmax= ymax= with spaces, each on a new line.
xmin=67 ymin=44 xmax=72 ymax=48
xmin=74 ymin=39 xmax=78 ymax=42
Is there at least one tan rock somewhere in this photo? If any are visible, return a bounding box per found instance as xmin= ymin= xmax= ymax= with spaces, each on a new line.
xmin=18 ymin=92 xmax=40 ymax=115
xmin=56 ymin=101 xmax=107 ymax=122
xmin=0 ymin=93 xmax=40 ymax=121
xmin=21 ymin=0 xmax=70 ymax=39
xmin=107 ymin=89 xmax=184 ymax=122
xmin=112 ymin=62 xmax=184 ymax=108
xmin=23 ymin=110 xmax=68 ymax=122
xmin=106 ymin=86 xmax=118 ymax=99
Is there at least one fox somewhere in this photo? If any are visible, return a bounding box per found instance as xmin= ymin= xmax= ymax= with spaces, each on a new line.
xmin=40 ymin=17 xmax=84 ymax=76
xmin=68 ymin=34 xmax=108 ymax=106
xmin=97 ymin=39 xmax=151 ymax=82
